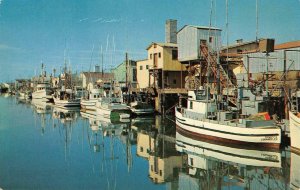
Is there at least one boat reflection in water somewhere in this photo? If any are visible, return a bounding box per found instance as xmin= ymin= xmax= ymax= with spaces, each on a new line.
xmin=31 ymin=99 xmax=52 ymax=134
xmin=175 ymin=130 xmax=288 ymax=190
xmin=52 ymin=106 xmax=80 ymax=124
xmin=81 ymin=109 xmax=136 ymax=186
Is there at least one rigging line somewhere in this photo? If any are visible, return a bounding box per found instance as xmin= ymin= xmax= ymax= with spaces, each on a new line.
xmin=226 ymin=0 xmax=229 ymax=107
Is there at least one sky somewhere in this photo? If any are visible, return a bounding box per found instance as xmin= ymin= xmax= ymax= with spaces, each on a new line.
xmin=0 ymin=0 xmax=300 ymax=82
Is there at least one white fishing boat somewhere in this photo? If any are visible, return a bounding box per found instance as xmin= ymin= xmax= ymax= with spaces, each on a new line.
xmin=176 ymin=88 xmax=281 ymax=149
xmin=53 ymin=89 xmax=81 ymax=108
xmin=96 ymin=96 xmax=131 ymax=121
xmin=130 ymin=101 xmax=155 ymax=116
xmin=80 ymin=88 xmax=102 ymax=111
xmin=289 ymin=111 xmax=300 ymax=154
xmin=32 ymin=82 xmax=52 ymax=101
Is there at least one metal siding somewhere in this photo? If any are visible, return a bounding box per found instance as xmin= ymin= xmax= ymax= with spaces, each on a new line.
xmin=178 ymin=26 xmax=221 ymax=62
xmin=178 ymin=26 xmax=198 ymax=61
xmin=246 ymin=48 xmax=300 ymax=73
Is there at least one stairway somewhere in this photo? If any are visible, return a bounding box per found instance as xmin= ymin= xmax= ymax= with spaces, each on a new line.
xmin=200 ymin=43 xmax=234 ymax=88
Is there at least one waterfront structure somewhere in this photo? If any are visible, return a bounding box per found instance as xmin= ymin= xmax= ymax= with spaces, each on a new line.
xmin=177 ymin=25 xmax=222 ymax=63
xmin=136 ymin=59 xmax=149 ymax=89
xmin=136 ymin=42 xmax=187 ymax=90
xmin=111 ymin=59 xmax=137 ymax=89
xmin=80 ymin=72 xmax=114 ymax=89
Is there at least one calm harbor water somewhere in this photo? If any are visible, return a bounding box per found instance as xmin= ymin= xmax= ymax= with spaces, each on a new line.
xmin=0 ymin=95 xmax=298 ymax=190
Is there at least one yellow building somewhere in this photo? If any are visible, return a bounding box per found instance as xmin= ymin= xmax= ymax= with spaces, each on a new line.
xmin=137 ymin=42 xmax=187 ymax=90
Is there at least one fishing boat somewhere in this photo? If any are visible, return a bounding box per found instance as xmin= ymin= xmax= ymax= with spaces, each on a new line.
xmin=175 ymin=88 xmax=281 ymax=149
xmin=289 ymin=111 xmax=300 ymax=154
xmin=32 ymin=82 xmax=52 ymax=100
xmin=129 ymin=93 xmax=154 ymax=116
xmin=130 ymin=101 xmax=155 ymax=116
xmin=53 ymin=89 xmax=81 ymax=108
xmin=80 ymin=88 xmax=102 ymax=111
xmin=96 ymin=96 xmax=131 ymax=120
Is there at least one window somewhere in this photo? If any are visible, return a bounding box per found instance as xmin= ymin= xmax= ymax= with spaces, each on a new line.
xmin=140 ymin=66 xmax=143 ymax=70
xmin=158 ymin=52 xmax=161 ymax=58
xmin=151 ymin=165 xmax=154 ymax=171
xmin=172 ymin=50 xmax=178 ymax=60
xmin=159 ymin=170 xmax=162 ymax=176
xmin=190 ymin=101 xmax=193 ymax=109
xmin=150 ymin=54 xmax=152 ymax=59
xmin=94 ymin=95 xmax=96 ymax=98
xmin=140 ymin=147 xmax=144 ymax=152
xmin=146 ymin=65 xmax=149 ymax=70
xmin=209 ymin=36 xmax=213 ymax=43
xmin=190 ymin=158 xmax=194 ymax=166
xmin=173 ymin=79 xmax=176 ymax=84
xmin=132 ymin=68 xmax=137 ymax=81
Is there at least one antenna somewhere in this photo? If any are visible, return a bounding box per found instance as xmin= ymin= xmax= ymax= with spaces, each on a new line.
xmin=256 ymin=0 xmax=259 ymax=41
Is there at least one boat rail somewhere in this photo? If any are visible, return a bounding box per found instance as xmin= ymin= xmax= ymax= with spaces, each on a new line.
xmin=177 ymin=106 xmax=275 ymax=128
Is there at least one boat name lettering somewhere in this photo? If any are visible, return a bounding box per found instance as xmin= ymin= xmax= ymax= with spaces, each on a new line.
xmin=261 ymin=136 xmax=277 ymax=141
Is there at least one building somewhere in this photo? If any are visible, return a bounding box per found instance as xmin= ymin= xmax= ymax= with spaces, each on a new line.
xmin=177 ymin=25 xmax=222 ymax=63
xmin=136 ymin=42 xmax=187 ymax=90
xmin=80 ymin=72 xmax=114 ymax=89
xmin=111 ymin=60 xmax=137 ymax=88
xmin=136 ymin=59 xmax=150 ymax=89
xmin=240 ymin=40 xmax=300 ymax=90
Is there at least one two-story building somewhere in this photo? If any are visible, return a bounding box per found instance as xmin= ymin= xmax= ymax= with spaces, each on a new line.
xmin=140 ymin=42 xmax=187 ymax=89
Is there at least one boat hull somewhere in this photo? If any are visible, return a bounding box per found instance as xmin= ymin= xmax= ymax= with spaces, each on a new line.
xmin=32 ymin=90 xmax=51 ymax=101
xmin=80 ymin=99 xmax=98 ymax=111
xmin=53 ymin=97 xmax=81 ymax=108
xmin=175 ymin=108 xmax=281 ymax=149
xmin=289 ymin=111 xmax=300 ymax=154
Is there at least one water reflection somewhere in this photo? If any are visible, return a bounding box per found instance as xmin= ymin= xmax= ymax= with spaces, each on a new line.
xmin=0 ymin=96 xmax=298 ymax=190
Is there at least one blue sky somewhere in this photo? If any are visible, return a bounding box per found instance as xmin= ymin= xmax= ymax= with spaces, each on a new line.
xmin=0 ymin=0 xmax=300 ymax=82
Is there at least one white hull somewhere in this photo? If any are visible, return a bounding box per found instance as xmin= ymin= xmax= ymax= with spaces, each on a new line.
xmin=290 ymin=152 xmax=300 ymax=190
xmin=96 ymin=102 xmax=131 ymax=120
xmin=175 ymin=108 xmax=281 ymax=149
xmin=53 ymin=97 xmax=80 ymax=108
xmin=80 ymin=99 xmax=98 ymax=111
xmin=289 ymin=111 xmax=300 ymax=153
xmin=32 ymin=90 xmax=50 ymax=100
xmin=131 ymin=108 xmax=155 ymax=115
xmin=176 ymin=132 xmax=281 ymax=168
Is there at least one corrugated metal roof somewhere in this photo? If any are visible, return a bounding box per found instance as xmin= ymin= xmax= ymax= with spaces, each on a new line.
xmin=177 ymin=25 xmax=222 ymax=34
